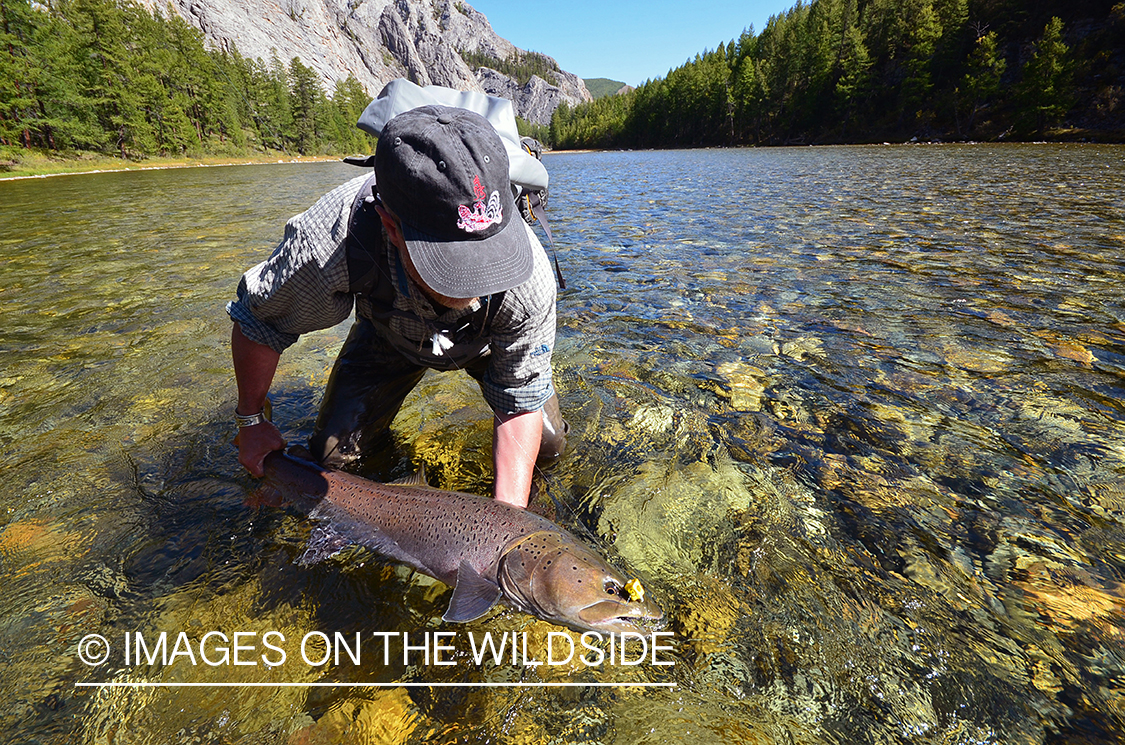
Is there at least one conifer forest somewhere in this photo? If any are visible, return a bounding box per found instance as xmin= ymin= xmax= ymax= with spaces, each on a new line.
xmin=550 ymin=0 xmax=1125 ymax=149
xmin=0 ymin=0 xmax=375 ymax=158
xmin=1 ymin=0 xmax=1123 ymax=160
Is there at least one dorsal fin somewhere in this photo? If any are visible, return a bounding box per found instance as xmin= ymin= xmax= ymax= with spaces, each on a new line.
xmin=389 ymin=463 xmax=429 ymax=487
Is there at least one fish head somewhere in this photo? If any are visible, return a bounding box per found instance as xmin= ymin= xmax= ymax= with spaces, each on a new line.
xmin=497 ymin=531 xmax=663 ymax=635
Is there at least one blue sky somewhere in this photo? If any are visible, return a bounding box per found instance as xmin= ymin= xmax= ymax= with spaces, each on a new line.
xmin=467 ymin=0 xmax=788 ymax=87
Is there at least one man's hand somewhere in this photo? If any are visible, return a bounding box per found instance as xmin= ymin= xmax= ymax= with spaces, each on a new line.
xmin=234 ymin=421 xmax=287 ymax=477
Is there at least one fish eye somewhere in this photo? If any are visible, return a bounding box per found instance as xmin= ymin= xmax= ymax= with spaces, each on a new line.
xmin=604 ymin=582 xmax=621 ymax=597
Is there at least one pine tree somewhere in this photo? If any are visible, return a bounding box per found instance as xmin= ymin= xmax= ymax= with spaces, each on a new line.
xmin=159 ymin=90 xmax=195 ymax=154
xmin=1017 ymin=16 xmax=1073 ymax=134
xmin=68 ymin=0 xmax=157 ymax=156
xmin=0 ymin=0 xmax=40 ymax=147
xmin=162 ymin=11 xmax=213 ymax=149
xmin=330 ymin=74 xmax=372 ymax=153
xmin=900 ymin=0 xmax=943 ymax=120
xmin=202 ymin=50 xmax=247 ymax=151
xmin=247 ymin=52 xmax=293 ymax=151
xmin=835 ymin=24 xmax=873 ymax=136
xmin=218 ymin=45 xmax=256 ymax=141
xmin=288 ymin=56 xmax=322 ymax=154
xmin=126 ymin=4 xmax=174 ymax=155
xmin=30 ymin=0 xmax=100 ymax=150
xmin=802 ymin=0 xmax=840 ymax=128
xmin=959 ymin=30 xmax=1005 ymax=134
xmin=732 ymin=54 xmax=767 ymax=143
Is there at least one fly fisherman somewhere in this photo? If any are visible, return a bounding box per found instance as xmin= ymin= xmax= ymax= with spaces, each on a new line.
xmin=227 ymin=104 xmax=566 ymax=509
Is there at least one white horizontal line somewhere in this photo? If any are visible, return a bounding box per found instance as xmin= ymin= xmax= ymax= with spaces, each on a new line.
xmin=75 ymin=681 xmax=676 ymax=688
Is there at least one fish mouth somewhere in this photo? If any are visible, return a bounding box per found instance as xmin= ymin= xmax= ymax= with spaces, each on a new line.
xmin=577 ymin=601 xmax=665 ymax=635
xmin=598 ymin=615 xmax=665 ymax=636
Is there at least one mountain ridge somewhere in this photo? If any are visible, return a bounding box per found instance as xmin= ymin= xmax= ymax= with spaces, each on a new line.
xmin=137 ymin=0 xmax=591 ymax=125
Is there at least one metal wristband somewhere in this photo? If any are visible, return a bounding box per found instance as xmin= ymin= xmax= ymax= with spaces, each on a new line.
xmin=235 ymin=397 xmax=272 ymax=428
xmin=235 ymin=396 xmax=272 ymax=428
xmin=235 ymin=410 xmax=270 ymax=428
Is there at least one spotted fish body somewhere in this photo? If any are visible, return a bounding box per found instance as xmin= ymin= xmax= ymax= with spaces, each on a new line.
xmin=262 ymin=451 xmax=662 ymax=633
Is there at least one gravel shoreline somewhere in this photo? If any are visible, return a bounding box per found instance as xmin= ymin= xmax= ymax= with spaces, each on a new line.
xmin=0 ymin=156 xmax=340 ymax=182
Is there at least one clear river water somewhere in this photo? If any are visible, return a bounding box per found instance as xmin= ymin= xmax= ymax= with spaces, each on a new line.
xmin=1 ymin=144 xmax=1123 ymax=744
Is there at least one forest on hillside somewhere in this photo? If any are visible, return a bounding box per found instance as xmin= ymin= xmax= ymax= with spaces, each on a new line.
xmin=0 ymin=0 xmax=375 ymax=160
xmin=551 ymin=0 xmax=1125 ymax=148
xmin=4 ymin=0 xmax=1123 ymax=161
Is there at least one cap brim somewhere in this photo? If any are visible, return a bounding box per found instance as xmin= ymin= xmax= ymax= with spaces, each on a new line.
xmin=401 ymin=216 xmax=535 ymax=298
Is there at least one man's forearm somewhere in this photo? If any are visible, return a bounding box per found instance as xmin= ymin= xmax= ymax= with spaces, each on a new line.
xmin=493 ymin=409 xmax=542 ymax=508
xmin=232 ymin=323 xmax=281 ymax=415
xmin=231 ymin=323 xmax=287 ymax=477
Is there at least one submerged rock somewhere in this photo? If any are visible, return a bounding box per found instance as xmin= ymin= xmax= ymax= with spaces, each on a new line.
xmin=715 ymin=361 xmax=769 ymax=412
xmin=598 ymin=456 xmax=753 ymax=577
xmin=291 ymin=689 xmax=419 ymax=743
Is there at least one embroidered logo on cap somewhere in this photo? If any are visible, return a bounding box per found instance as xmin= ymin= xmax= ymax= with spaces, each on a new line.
xmin=457 ymin=175 xmax=503 ymax=233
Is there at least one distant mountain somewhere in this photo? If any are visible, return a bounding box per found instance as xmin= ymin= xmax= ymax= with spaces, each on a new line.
xmin=135 ymin=0 xmax=591 ymax=125
xmin=584 ymin=78 xmax=631 ymax=98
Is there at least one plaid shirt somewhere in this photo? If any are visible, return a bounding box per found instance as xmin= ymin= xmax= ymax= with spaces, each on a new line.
xmin=227 ymin=174 xmax=557 ymax=415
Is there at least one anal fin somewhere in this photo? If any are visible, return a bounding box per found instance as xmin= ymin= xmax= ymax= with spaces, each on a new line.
xmin=443 ymin=561 xmax=503 ymax=623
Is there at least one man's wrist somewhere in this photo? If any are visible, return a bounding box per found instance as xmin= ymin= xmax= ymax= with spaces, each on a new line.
xmin=235 ymin=398 xmax=272 ymax=428
xmin=235 ymin=411 xmax=269 ymax=428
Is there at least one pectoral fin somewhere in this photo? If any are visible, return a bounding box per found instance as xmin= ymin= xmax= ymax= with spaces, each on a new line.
xmin=443 ymin=561 xmax=503 ymax=623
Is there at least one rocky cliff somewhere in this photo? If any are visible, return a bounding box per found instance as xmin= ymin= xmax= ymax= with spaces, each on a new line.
xmin=140 ymin=0 xmax=590 ymax=125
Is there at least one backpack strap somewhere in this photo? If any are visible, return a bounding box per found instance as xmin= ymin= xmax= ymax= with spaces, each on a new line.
xmin=518 ymin=138 xmax=566 ymax=290
xmin=345 ymin=173 xmax=395 ymax=307
xmin=525 ymin=190 xmax=565 ymax=290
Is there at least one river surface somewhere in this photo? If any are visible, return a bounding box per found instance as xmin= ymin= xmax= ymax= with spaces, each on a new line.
xmin=1 ymin=144 xmax=1123 ymax=744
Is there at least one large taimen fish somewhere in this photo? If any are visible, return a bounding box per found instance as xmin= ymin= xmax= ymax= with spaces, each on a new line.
xmin=262 ymin=451 xmax=663 ymax=634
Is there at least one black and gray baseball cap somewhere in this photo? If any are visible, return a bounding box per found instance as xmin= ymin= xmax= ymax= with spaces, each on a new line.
xmin=374 ymin=105 xmax=534 ymax=299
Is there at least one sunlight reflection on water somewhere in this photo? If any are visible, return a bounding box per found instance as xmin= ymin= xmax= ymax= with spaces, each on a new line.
xmin=1 ymin=146 xmax=1124 ymax=743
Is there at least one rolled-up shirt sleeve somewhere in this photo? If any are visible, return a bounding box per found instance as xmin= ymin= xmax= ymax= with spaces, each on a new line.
xmin=480 ymin=222 xmax=558 ymax=415
xmin=226 ymin=176 xmax=366 ymax=353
